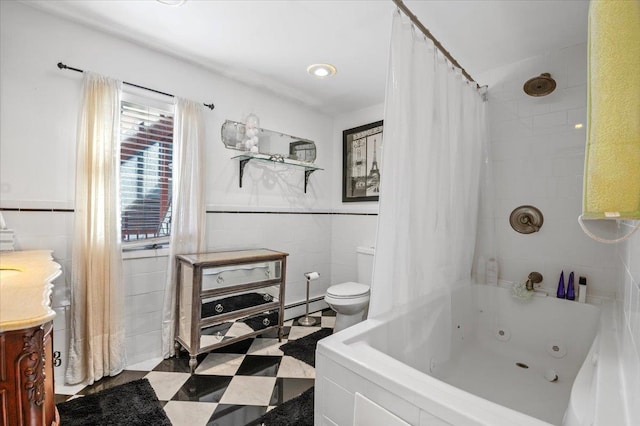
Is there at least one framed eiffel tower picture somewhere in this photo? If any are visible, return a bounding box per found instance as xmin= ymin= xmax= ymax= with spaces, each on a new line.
xmin=342 ymin=120 xmax=383 ymax=202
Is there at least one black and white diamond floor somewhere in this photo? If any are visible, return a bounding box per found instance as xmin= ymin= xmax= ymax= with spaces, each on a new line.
xmin=55 ymin=309 xmax=336 ymax=426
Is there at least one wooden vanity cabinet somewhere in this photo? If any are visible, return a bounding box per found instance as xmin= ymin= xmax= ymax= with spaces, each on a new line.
xmin=0 ymin=250 xmax=61 ymax=426
xmin=0 ymin=321 xmax=58 ymax=426
xmin=175 ymin=249 xmax=288 ymax=372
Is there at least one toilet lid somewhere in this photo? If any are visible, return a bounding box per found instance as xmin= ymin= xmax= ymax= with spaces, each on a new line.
xmin=327 ymin=282 xmax=370 ymax=299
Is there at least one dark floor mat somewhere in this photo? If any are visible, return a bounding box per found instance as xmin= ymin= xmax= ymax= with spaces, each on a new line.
xmin=279 ymin=328 xmax=332 ymax=367
xmin=57 ymin=378 xmax=171 ymax=426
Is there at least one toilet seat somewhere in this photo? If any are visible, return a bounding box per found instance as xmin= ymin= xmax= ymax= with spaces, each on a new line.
xmin=326 ymin=282 xmax=370 ymax=299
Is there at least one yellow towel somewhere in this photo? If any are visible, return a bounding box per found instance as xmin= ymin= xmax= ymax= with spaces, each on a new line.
xmin=583 ymin=0 xmax=640 ymax=219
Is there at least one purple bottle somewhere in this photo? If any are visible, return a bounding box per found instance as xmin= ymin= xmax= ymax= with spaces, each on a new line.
xmin=566 ymin=272 xmax=575 ymax=300
xmin=557 ymin=271 xmax=565 ymax=298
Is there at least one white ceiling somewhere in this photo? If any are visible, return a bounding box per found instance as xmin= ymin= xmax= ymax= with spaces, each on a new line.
xmin=25 ymin=0 xmax=590 ymax=116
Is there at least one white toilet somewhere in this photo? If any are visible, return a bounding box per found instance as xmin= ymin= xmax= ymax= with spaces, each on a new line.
xmin=325 ymin=246 xmax=374 ymax=332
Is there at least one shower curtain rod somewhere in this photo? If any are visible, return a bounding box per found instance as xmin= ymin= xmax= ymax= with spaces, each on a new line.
xmin=392 ymin=0 xmax=481 ymax=89
xmin=57 ymin=62 xmax=215 ymax=110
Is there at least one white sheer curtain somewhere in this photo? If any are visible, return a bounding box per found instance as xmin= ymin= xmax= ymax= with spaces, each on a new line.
xmin=370 ymin=12 xmax=487 ymax=318
xmin=66 ymin=72 xmax=125 ymax=385
xmin=161 ymin=98 xmax=206 ymax=358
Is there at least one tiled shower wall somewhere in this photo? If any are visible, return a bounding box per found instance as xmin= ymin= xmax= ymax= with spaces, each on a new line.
xmin=477 ymin=42 xmax=619 ymax=298
xmin=479 ymin=42 xmax=639 ymax=423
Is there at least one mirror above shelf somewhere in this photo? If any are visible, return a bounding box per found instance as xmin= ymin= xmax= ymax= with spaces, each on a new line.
xmin=221 ymin=119 xmax=322 ymax=194
xmin=221 ymin=119 xmax=317 ymax=163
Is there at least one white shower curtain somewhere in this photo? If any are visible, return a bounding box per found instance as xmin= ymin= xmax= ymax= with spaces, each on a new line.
xmin=161 ymin=98 xmax=206 ymax=358
xmin=370 ymin=12 xmax=487 ymax=319
xmin=67 ymin=72 xmax=125 ymax=385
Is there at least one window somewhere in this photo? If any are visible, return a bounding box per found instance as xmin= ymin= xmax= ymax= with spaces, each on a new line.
xmin=120 ymin=98 xmax=174 ymax=246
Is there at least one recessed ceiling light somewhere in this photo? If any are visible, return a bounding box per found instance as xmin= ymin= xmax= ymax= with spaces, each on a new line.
xmin=574 ymin=123 xmax=584 ymax=129
xmin=156 ymin=0 xmax=187 ymax=6
xmin=307 ymin=64 xmax=337 ymax=79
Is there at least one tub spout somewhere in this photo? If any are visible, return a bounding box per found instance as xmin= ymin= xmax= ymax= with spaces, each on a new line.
xmin=525 ymin=272 xmax=543 ymax=291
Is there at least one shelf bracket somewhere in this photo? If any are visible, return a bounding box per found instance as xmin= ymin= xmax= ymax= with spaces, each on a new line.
xmin=304 ymin=169 xmax=316 ymax=194
xmin=239 ymin=158 xmax=251 ymax=188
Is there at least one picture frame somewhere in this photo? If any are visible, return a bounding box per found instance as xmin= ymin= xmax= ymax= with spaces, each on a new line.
xmin=342 ymin=120 xmax=383 ymax=202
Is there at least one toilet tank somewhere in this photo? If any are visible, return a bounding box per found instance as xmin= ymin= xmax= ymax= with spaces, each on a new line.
xmin=356 ymin=246 xmax=375 ymax=285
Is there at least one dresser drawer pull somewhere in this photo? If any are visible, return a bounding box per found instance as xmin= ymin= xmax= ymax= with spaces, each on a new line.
xmin=264 ymin=269 xmax=270 ymax=277
xmin=262 ymin=318 xmax=270 ymax=327
xmin=263 ymin=294 xmax=272 ymax=302
xmin=216 ymin=276 xmax=224 ymax=284
xmin=215 ymin=304 xmax=224 ymax=313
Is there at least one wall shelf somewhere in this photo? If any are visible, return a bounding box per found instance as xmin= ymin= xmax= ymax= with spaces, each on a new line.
xmin=232 ymin=153 xmax=323 ymax=194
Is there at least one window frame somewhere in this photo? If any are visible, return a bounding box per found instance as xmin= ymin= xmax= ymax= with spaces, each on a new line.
xmin=119 ymin=91 xmax=175 ymax=250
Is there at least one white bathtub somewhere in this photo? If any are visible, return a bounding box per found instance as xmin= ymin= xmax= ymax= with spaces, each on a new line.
xmin=315 ymin=283 xmax=613 ymax=426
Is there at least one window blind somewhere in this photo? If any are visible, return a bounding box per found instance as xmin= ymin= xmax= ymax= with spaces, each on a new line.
xmin=120 ymin=100 xmax=174 ymax=244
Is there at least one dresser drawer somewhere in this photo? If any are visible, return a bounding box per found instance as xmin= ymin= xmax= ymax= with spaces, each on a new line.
xmin=201 ymin=260 xmax=281 ymax=291
xmin=199 ymin=309 xmax=279 ymax=349
xmin=201 ymin=286 xmax=279 ymax=319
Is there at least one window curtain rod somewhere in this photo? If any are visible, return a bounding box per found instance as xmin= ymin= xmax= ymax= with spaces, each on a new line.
xmin=57 ymin=62 xmax=215 ymax=110
xmin=391 ymin=0 xmax=481 ymax=89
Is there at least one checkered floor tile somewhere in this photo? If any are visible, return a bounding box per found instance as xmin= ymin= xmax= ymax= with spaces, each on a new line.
xmin=55 ymin=309 xmax=336 ymax=426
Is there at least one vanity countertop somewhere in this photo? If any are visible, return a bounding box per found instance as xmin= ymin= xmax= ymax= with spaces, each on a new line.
xmin=0 ymin=250 xmax=61 ymax=332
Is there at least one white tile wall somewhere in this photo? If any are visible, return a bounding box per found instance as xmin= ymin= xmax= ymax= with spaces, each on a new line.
xmin=618 ymin=222 xmax=640 ymax=425
xmin=329 ymin=103 xmax=381 ymax=286
xmin=480 ymin=43 xmax=638 ymax=424
xmin=0 ymin=208 xmax=367 ymax=373
xmin=120 ymin=210 xmax=377 ymax=364
xmin=0 ymin=199 xmax=379 ymax=379
xmin=330 ymin=214 xmax=378 ymax=285
xmin=478 ymin=43 xmax=619 ymax=297
xmin=207 ymin=212 xmax=333 ymax=304
xmin=0 ymin=208 xmax=175 ymax=377
xmin=123 ymin=255 xmax=168 ymax=364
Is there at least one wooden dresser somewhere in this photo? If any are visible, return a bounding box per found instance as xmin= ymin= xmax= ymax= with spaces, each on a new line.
xmin=0 ymin=250 xmax=61 ymax=426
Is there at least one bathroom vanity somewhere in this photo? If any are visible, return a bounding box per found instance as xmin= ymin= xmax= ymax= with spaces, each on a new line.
xmin=0 ymin=250 xmax=61 ymax=426
xmin=174 ymin=249 xmax=288 ymax=372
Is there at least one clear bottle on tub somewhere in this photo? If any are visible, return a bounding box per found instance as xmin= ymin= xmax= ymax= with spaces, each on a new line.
xmin=486 ymin=258 xmax=498 ymax=286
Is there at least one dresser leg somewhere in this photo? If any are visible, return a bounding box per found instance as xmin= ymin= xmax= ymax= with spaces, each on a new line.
xmin=189 ymin=356 xmax=197 ymax=373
